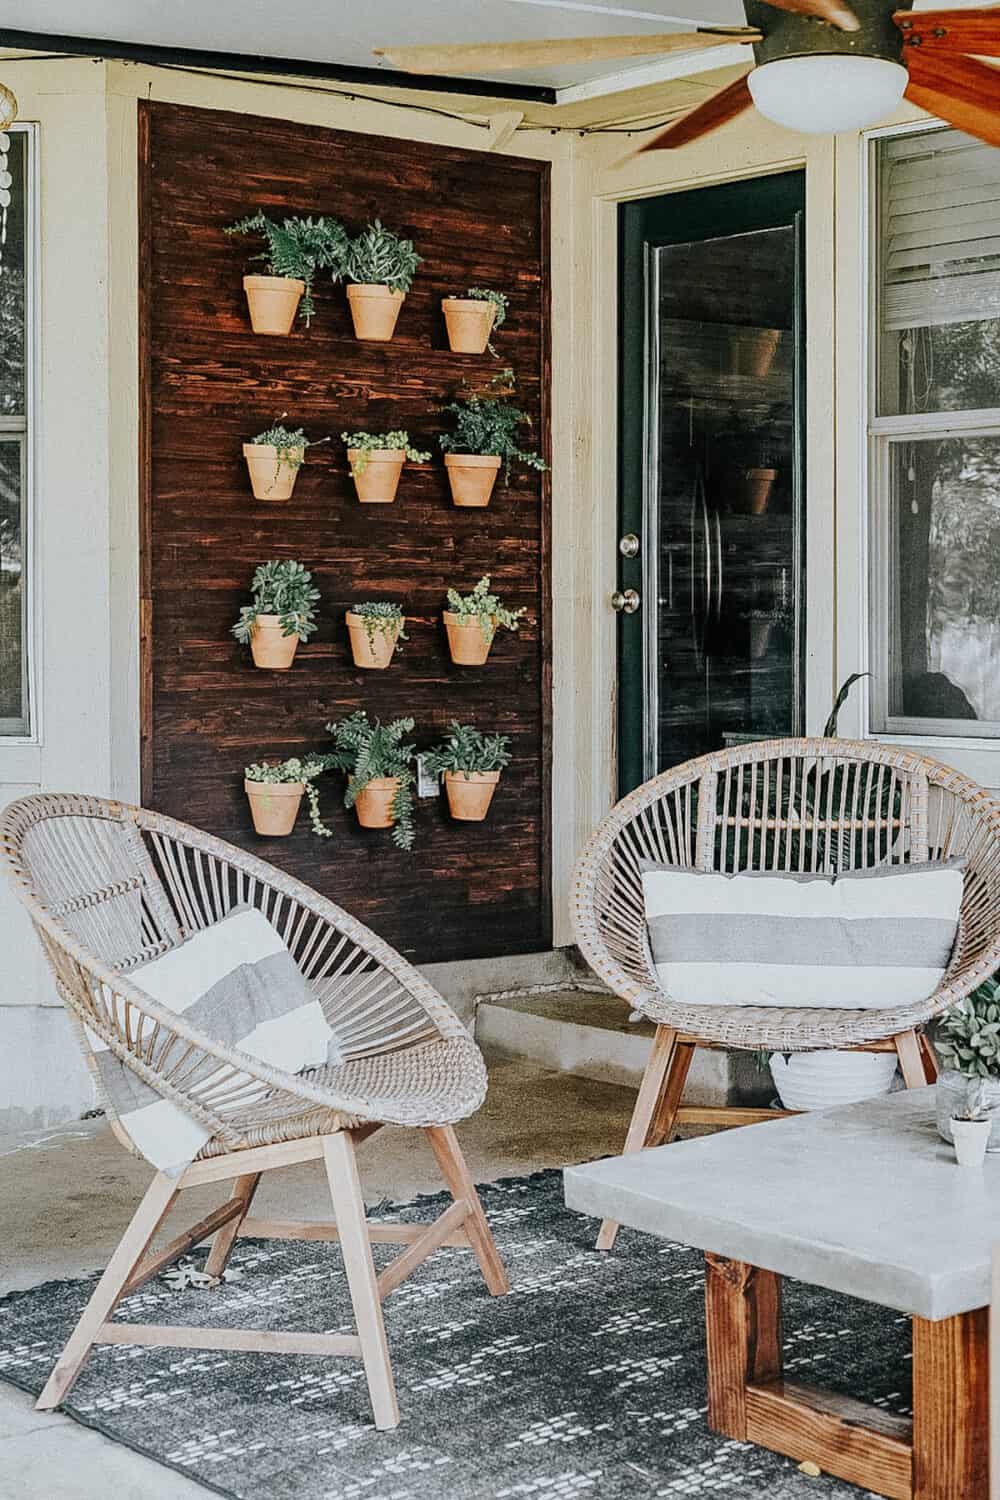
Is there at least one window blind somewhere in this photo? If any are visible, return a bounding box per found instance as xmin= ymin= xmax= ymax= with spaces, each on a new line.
xmin=882 ymin=129 xmax=1000 ymax=331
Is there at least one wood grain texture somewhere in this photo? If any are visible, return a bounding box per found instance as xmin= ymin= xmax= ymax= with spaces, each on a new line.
xmin=704 ymin=1253 xmax=783 ymax=1439
xmin=139 ymin=100 xmax=552 ymax=964
xmin=912 ymin=1308 xmax=989 ymax=1500
xmin=905 ymin=53 xmax=1000 ymax=151
xmin=746 ymin=1380 xmax=913 ymax=1500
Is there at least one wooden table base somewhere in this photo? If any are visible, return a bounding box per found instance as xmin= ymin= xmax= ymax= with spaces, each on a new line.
xmin=704 ymin=1254 xmax=989 ymax=1500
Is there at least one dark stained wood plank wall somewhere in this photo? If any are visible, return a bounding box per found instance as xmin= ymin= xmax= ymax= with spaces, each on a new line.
xmin=139 ymin=100 xmax=551 ymax=964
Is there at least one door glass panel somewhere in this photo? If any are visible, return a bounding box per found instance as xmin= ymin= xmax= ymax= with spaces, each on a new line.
xmin=648 ymin=225 xmax=803 ymax=772
xmin=0 ymin=436 xmax=25 ymax=729
xmin=0 ymin=130 xmax=26 ymax=418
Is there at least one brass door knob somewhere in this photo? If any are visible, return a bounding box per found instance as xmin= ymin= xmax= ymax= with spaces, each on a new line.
xmin=611 ymin=589 xmax=641 ymax=614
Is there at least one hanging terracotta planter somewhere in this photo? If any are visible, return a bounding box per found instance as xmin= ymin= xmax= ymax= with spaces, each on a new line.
xmin=347 ymin=449 xmax=406 ymax=504
xmin=245 ymin=779 xmax=304 ymax=836
xmin=442 ymin=297 xmax=496 ymax=354
xmin=242 ymin=443 xmax=304 ymax=502
xmin=346 ymin=612 xmax=402 ymax=670
xmin=346 ymin=284 xmax=405 ymax=342
xmin=242 ymin=275 xmax=305 ymax=336
xmin=444 ymin=612 xmax=496 ymax=667
xmin=744 ymin=467 xmax=778 ymax=515
xmin=249 ymin=615 xmax=299 ymax=670
xmin=444 ymin=770 xmax=501 ymax=821
xmin=353 ymin=777 xmax=400 ymax=829
xmin=444 ymin=453 xmax=502 ymax=508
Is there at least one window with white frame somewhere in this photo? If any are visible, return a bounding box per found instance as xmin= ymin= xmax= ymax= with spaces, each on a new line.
xmin=870 ymin=126 xmax=1000 ymax=738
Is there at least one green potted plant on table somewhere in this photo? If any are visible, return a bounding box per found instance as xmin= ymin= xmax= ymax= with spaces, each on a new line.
xmin=342 ymin=430 xmax=430 ymax=504
xmin=244 ymin=756 xmax=333 ymax=838
xmin=442 ymin=287 xmax=508 ymax=356
xmin=443 ymin=575 xmax=526 ymax=667
xmin=225 ymin=212 xmax=349 ymax=333
xmin=424 ymin=721 xmax=511 ymax=821
xmin=935 ymin=977 xmax=1000 ymax=1160
xmin=343 ymin=219 xmax=421 ymax=342
xmin=345 ymin=601 xmax=407 ymax=670
xmin=232 ymin=560 xmax=320 ymax=670
xmin=438 ymin=369 xmax=546 ymax=508
xmin=242 ymin=416 xmax=330 ymax=501
xmin=325 ymin=711 xmax=417 ymax=850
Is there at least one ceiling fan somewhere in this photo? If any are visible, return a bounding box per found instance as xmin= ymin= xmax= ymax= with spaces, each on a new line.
xmin=374 ymin=1 xmax=1000 ymax=150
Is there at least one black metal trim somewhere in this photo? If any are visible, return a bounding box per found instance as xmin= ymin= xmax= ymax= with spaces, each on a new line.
xmin=0 ymin=28 xmax=558 ymax=104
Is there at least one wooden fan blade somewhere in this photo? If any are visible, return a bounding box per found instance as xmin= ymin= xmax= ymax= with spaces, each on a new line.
xmin=895 ymin=7 xmax=1000 ymax=57
xmin=638 ymin=72 xmax=754 ymax=152
xmin=763 ymin=0 xmax=861 ymax=31
xmin=373 ymin=30 xmax=760 ymax=75
xmin=905 ymin=50 xmax=1000 ymax=148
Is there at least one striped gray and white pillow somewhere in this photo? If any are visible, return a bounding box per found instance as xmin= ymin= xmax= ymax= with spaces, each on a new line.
xmin=87 ymin=905 xmax=344 ymax=1174
xmin=640 ymin=860 xmax=964 ymax=1010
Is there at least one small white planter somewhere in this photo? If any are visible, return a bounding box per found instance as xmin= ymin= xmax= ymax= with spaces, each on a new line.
xmin=769 ymin=1050 xmax=898 ymax=1112
xmin=951 ymin=1116 xmax=991 ymax=1169
xmin=936 ymin=1069 xmax=1000 ymax=1150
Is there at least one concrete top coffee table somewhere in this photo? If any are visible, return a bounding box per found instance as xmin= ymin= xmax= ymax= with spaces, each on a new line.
xmin=564 ymin=1089 xmax=994 ymax=1500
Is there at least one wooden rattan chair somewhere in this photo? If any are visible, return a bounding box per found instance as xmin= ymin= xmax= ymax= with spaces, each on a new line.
xmin=572 ymin=738 xmax=1000 ymax=1250
xmin=0 ymin=793 xmax=509 ymax=1429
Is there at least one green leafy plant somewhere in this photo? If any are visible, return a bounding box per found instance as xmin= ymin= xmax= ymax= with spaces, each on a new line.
xmin=438 ymin=369 xmax=546 ymax=482
xmin=250 ymin=415 xmax=330 ymax=471
xmin=936 ymin=978 xmax=1000 ymax=1082
xmin=342 ymin=431 xmax=431 ymax=475
xmin=232 ymin=560 xmax=320 ymax=644
xmin=225 ymin=212 xmax=350 ymax=324
xmin=324 ymin=711 xmax=417 ymax=851
xmin=351 ymin=601 xmax=407 ymax=653
xmin=345 ymin=220 xmax=422 ymax=294
xmin=446 ymin=575 xmax=527 ymax=641
xmin=465 ymin=287 xmax=509 ymax=356
xmin=424 ymin=722 xmax=512 ymax=779
xmin=244 ymin=756 xmax=334 ymax=838
xmin=824 ymin=672 xmax=872 ymax=737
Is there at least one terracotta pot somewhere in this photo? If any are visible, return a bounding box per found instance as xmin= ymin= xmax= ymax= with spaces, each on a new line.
xmin=245 ymin=779 xmax=303 ymax=837
xmin=353 ymin=777 xmax=400 ymax=829
xmin=242 ymin=275 xmax=304 ymax=336
xmin=346 ymin=284 xmax=405 ymax=342
xmin=744 ymin=467 xmax=778 ymax=515
xmin=444 ymin=611 xmax=496 ymax=666
xmin=444 ymin=770 xmax=501 ymax=821
xmin=249 ymin=614 xmax=299 ymax=670
xmin=442 ymin=297 xmax=496 ymax=354
xmin=745 ymin=327 xmax=782 ymax=378
xmin=347 ymin=449 xmax=406 ymax=504
xmin=444 ymin=453 xmax=502 ymax=508
xmin=346 ymin=611 xmax=402 ymax=670
xmin=242 ymin=443 xmax=303 ymax=502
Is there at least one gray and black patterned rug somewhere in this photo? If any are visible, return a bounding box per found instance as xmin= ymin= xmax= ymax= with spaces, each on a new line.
xmin=0 ymin=1171 xmax=911 ymax=1499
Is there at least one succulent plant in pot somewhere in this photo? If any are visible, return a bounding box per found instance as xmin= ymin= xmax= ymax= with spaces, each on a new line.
xmin=343 ymin=220 xmax=421 ymax=342
xmin=225 ymin=211 xmax=349 ymax=333
xmin=441 ymin=286 xmax=509 ymax=356
xmin=242 ymin=416 xmax=330 ymax=501
xmin=424 ymin=721 xmax=512 ymax=822
xmin=438 ymin=369 xmax=546 ymax=508
xmin=232 ymin=560 xmax=320 ymax=670
xmin=443 ymin=575 xmax=526 ymax=667
xmin=324 ymin=711 xmax=417 ymax=850
xmin=342 ymin=430 xmax=430 ymax=504
xmin=244 ymin=756 xmax=333 ymax=838
xmin=934 ymin=977 xmax=1000 ymax=1156
xmin=345 ymin=601 xmax=407 ymax=671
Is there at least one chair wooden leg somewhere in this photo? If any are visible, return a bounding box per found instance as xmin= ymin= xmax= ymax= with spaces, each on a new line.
xmin=322 ymin=1132 xmax=399 ymax=1431
xmin=425 ymin=1124 xmax=509 ymax=1296
xmin=650 ymin=1041 xmax=696 ymax=1147
xmin=919 ymin=1031 xmax=939 ymax=1084
xmin=36 ymin=1171 xmax=179 ymax=1412
xmin=596 ymin=1025 xmax=680 ymax=1252
xmin=204 ymin=1173 xmax=261 ymax=1281
xmin=895 ymin=1029 xmax=931 ymax=1090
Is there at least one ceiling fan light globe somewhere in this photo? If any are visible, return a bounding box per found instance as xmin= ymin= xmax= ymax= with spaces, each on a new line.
xmin=748 ymin=55 xmax=908 ymax=134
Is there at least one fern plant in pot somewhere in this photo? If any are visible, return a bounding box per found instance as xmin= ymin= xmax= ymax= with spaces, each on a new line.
xmin=242 ymin=417 xmax=330 ymax=502
xmin=345 ymin=601 xmax=407 ymax=670
xmin=325 ymin=711 xmax=417 ymax=850
xmin=232 ymin=560 xmax=320 ymax=670
xmin=441 ymin=287 xmax=508 ymax=356
xmin=342 ymin=431 xmax=430 ymax=504
xmin=343 ymin=220 xmax=421 ymax=342
xmin=438 ymin=369 xmax=546 ymax=508
xmin=225 ymin=212 xmax=348 ymax=333
xmin=244 ymin=756 xmax=332 ymax=838
xmin=443 ymin=575 xmax=526 ymax=667
xmin=425 ymin=721 xmax=511 ymax=822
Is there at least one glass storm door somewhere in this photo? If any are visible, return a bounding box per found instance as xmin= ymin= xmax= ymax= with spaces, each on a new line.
xmin=617 ymin=173 xmax=806 ymax=794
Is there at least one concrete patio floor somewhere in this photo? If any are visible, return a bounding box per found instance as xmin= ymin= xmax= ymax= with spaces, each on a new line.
xmin=0 ymin=1053 xmax=635 ymax=1498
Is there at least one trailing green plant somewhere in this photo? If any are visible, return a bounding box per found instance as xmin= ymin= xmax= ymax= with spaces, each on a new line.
xmin=936 ymin=977 xmax=1000 ymax=1081
xmin=345 ymin=220 xmax=422 ymax=294
xmin=225 ymin=212 xmax=350 ymax=324
xmin=824 ymin=671 xmax=872 ymax=738
xmin=342 ymin=431 xmax=431 ymax=474
xmin=465 ymin=287 xmax=509 ymax=356
xmin=438 ymin=369 xmax=546 ymax=482
xmin=424 ymin=721 xmax=512 ymax=779
xmin=351 ymin=601 xmax=407 ymax=652
xmin=232 ymin=560 xmax=320 ymax=644
xmin=244 ymin=756 xmax=334 ymax=838
xmin=324 ymin=711 xmax=417 ymax=851
xmin=250 ymin=415 xmax=330 ymax=471
xmin=446 ymin=575 xmax=527 ymax=641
